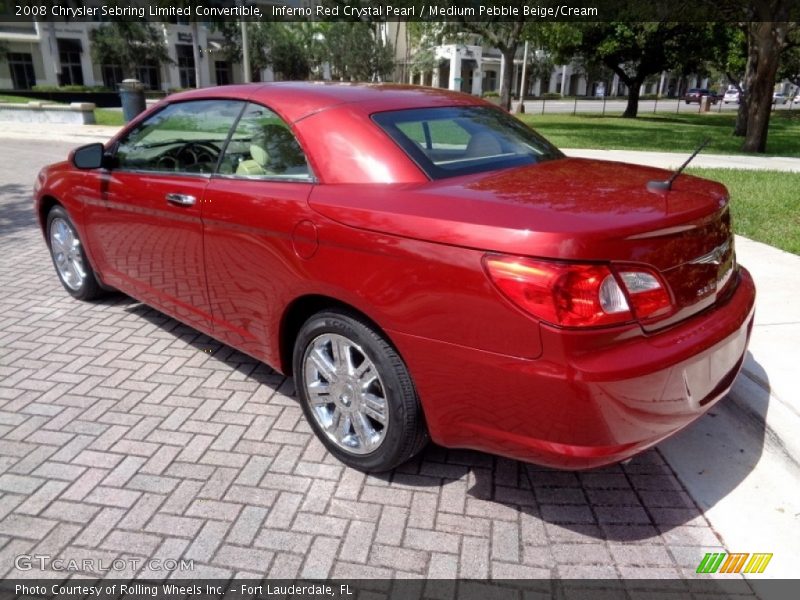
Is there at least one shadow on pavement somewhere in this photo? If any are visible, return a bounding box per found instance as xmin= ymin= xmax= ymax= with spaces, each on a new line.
xmin=124 ymin=301 xmax=285 ymax=388
xmin=0 ymin=183 xmax=36 ymax=239
xmin=121 ymin=297 xmax=769 ymax=551
xmin=658 ymin=351 xmax=773 ymax=511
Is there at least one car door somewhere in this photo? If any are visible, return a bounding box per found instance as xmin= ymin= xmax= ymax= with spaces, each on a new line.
xmin=84 ymin=99 xmax=244 ymax=332
xmin=201 ymin=101 xmax=315 ymax=363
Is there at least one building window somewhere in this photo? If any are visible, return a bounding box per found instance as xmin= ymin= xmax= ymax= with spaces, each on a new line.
xmin=101 ymin=64 xmax=123 ymax=89
xmin=137 ymin=60 xmax=161 ymax=90
xmin=57 ymin=38 xmax=84 ymax=86
xmin=8 ymin=53 xmax=36 ymax=89
xmin=176 ymin=44 xmax=196 ymax=88
xmin=484 ymin=70 xmax=497 ymax=92
xmin=102 ymin=62 xmax=159 ymax=90
xmin=215 ymin=61 xmax=231 ymax=86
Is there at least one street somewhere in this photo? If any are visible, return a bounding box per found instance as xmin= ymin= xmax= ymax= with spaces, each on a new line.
xmin=517 ymin=98 xmax=798 ymax=115
xmin=0 ymin=137 xmax=795 ymax=591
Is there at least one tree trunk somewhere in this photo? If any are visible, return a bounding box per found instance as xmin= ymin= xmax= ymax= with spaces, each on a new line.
xmin=499 ymin=46 xmax=517 ymax=111
xmin=733 ymin=94 xmax=748 ymax=136
xmin=622 ymin=79 xmax=643 ymax=118
xmin=742 ymin=22 xmax=788 ymax=153
xmin=734 ymin=50 xmax=755 ymax=137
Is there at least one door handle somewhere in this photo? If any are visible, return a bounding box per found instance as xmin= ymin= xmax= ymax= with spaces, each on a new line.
xmin=165 ymin=193 xmax=196 ymax=206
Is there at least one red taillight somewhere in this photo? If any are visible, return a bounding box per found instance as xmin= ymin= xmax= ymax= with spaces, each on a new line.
xmin=483 ymin=255 xmax=673 ymax=328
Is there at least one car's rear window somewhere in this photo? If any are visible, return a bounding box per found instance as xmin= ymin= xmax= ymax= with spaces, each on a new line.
xmin=372 ymin=106 xmax=563 ymax=179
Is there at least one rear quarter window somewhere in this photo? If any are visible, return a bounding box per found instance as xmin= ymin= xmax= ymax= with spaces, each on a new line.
xmin=373 ymin=106 xmax=562 ymax=179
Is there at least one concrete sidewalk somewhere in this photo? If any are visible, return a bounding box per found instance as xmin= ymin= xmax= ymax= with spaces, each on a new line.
xmin=661 ymin=236 xmax=800 ymax=579
xmin=0 ymin=121 xmax=121 ymax=144
xmin=565 ymin=148 xmax=800 ymax=172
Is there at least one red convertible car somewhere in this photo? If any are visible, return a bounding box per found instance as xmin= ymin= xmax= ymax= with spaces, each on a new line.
xmin=35 ymin=83 xmax=755 ymax=471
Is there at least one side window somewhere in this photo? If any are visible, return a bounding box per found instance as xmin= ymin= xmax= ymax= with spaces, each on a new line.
xmin=219 ymin=102 xmax=311 ymax=180
xmin=115 ymin=100 xmax=244 ymax=174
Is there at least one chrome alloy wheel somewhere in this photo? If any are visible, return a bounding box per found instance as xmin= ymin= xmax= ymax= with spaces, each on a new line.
xmin=49 ymin=217 xmax=86 ymax=291
xmin=302 ymin=333 xmax=388 ymax=454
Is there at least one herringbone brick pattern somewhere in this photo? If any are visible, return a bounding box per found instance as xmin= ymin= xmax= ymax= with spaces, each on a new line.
xmin=0 ymin=141 xmax=728 ymax=580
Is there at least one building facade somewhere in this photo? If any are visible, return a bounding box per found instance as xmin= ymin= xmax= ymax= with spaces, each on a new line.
xmin=0 ymin=20 xmax=250 ymax=92
xmin=403 ymin=38 xmax=714 ymax=100
xmin=1 ymin=18 xmax=735 ymax=99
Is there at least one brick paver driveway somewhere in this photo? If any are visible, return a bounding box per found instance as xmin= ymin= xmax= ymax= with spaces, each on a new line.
xmin=0 ymin=139 xmax=737 ymax=582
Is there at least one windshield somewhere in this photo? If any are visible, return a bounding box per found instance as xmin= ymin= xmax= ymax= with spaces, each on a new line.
xmin=372 ymin=106 xmax=563 ymax=179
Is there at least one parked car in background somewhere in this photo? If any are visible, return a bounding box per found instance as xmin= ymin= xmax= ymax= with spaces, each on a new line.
xmin=773 ymin=92 xmax=789 ymax=105
xmin=684 ymin=88 xmax=719 ymax=104
xmin=723 ymin=89 xmax=741 ymax=104
xmin=34 ymin=83 xmax=756 ymax=472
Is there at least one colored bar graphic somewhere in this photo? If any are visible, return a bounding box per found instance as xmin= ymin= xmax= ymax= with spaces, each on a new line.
xmin=733 ymin=553 xmax=749 ymax=573
xmin=743 ymin=553 xmax=773 ymax=574
xmin=697 ymin=552 xmax=773 ymax=574
xmin=697 ymin=553 xmax=725 ymax=573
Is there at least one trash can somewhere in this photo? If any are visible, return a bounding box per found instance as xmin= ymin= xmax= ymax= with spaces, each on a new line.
xmin=119 ymin=79 xmax=146 ymax=123
xmin=700 ymin=95 xmax=711 ymax=113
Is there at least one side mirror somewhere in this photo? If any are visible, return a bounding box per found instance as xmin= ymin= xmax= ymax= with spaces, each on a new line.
xmin=72 ymin=143 xmax=106 ymax=170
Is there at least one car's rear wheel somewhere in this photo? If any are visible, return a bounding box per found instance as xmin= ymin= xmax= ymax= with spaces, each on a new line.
xmin=293 ymin=310 xmax=427 ymax=472
xmin=46 ymin=206 xmax=103 ymax=300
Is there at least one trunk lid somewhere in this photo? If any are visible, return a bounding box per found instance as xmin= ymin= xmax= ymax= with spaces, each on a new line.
xmin=309 ymin=158 xmax=736 ymax=328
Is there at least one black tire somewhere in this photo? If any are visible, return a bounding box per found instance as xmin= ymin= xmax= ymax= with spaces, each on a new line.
xmin=46 ymin=206 xmax=104 ymax=301
xmin=293 ymin=310 xmax=428 ymax=472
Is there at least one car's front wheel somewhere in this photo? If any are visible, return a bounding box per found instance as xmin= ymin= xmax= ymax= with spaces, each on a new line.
xmin=46 ymin=206 xmax=103 ymax=300
xmin=293 ymin=310 xmax=428 ymax=472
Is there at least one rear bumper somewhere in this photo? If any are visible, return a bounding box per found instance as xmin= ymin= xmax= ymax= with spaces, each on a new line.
xmin=392 ymin=267 xmax=756 ymax=469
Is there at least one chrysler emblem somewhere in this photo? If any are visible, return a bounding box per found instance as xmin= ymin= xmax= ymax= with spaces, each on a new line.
xmin=690 ymin=239 xmax=731 ymax=267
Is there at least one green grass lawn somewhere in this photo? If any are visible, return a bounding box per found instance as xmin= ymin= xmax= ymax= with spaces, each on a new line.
xmin=0 ymin=94 xmax=38 ymax=103
xmin=521 ymin=112 xmax=800 ymax=157
xmin=687 ymin=168 xmax=800 ymax=255
xmin=94 ymin=109 xmax=124 ymax=126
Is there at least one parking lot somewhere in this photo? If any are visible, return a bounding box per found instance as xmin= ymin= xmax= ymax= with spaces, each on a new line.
xmin=0 ymin=137 xmax=788 ymax=592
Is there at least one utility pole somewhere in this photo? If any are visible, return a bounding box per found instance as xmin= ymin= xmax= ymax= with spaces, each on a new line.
xmin=241 ymin=19 xmax=250 ymax=83
xmin=516 ymin=40 xmax=529 ymax=114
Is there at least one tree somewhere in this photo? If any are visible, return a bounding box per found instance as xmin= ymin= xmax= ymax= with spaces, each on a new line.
xmin=704 ymin=23 xmax=749 ymax=135
xmin=457 ymin=21 xmax=527 ymax=110
xmin=269 ymin=27 xmax=311 ymax=81
xmin=325 ymin=22 xmax=394 ymax=82
xmin=89 ymin=23 xmax=172 ymax=81
xmin=215 ymin=22 xmax=339 ymax=83
xmin=406 ymin=23 xmax=448 ymax=83
xmin=741 ymin=18 xmax=793 ymax=152
xmin=428 ymin=20 xmax=559 ymax=109
xmin=214 ymin=21 xmax=274 ymax=82
xmin=546 ymin=22 xmax=714 ymax=118
xmin=778 ymin=28 xmax=800 ymax=87
xmin=288 ymin=22 xmax=331 ymax=80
